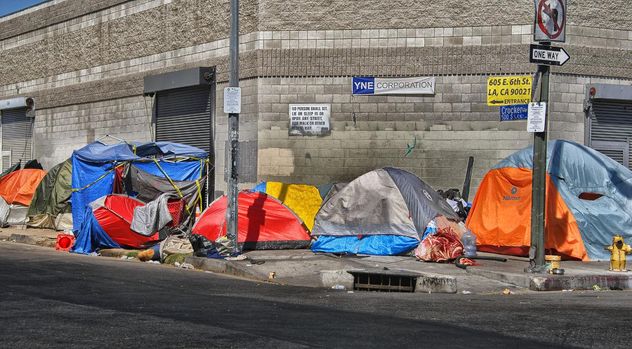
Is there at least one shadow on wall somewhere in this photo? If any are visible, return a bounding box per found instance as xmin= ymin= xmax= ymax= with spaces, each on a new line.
xmin=257 ymin=135 xmax=487 ymax=197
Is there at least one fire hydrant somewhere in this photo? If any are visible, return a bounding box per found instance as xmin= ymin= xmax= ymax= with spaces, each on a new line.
xmin=605 ymin=235 xmax=632 ymax=272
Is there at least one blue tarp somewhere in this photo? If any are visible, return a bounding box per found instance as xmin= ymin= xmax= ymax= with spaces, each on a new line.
xmin=73 ymin=142 xmax=140 ymax=162
xmin=134 ymin=141 xmax=208 ymax=158
xmin=495 ymin=140 xmax=632 ymax=260
xmin=71 ymin=141 xmax=207 ymax=234
xmin=71 ymin=209 xmax=121 ymax=254
xmin=252 ymin=182 xmax=267 ymax=193
xmin=71 ymin=158 xmax=117 ymax=232
xmin=132 ymin=161 xmax=203 ymax=182
xmin=311 ymin=235 xmax=419 ymax=255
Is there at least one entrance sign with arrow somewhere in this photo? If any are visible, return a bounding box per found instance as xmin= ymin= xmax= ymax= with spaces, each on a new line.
xmin=529 ymin=44 xmax=570 ymax=66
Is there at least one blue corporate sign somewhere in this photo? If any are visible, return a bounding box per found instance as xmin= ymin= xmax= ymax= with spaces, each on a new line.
xmin=352 ymin=77 xmax=375 ymax=95
xmin=500 ymin=104 xmax=529 ymax=121
xmin=352 ymin=76 xmax=435 ymax=95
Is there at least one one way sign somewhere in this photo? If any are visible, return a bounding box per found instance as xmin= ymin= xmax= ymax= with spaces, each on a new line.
xmin=529 ymin=44 xmax=570 ymax=66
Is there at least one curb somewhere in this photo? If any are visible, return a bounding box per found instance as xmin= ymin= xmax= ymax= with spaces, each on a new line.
xmin=466 ymin=268 xmax=531 ymax=288
xmin=415 ymin=272 xmax=458 ymax=294
xmin=530 ymin=274 xmax=632 ymax=291
xmin=467 ymin=266 xmax=632 ymax=291
xmin=6 ymin=233 xmax=56 ymax=248
xmin=185 ymin=256 xmax=271 ymax=282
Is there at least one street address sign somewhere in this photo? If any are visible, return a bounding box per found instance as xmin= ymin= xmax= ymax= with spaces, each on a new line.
xmin=534 ymin=0 xmax=566 ymax=42
xmin=529 ymin=44 xmax=570 ymax=66
xmin=487 ymin=75 xmax=533 ymax=107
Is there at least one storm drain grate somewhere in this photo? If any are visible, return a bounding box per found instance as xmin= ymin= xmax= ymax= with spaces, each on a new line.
xmin=348 ymin=270 xmax=417 ymax=293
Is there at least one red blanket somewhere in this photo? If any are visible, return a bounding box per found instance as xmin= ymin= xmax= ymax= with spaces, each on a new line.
xmin=416 ymin=227 xmax=464 ymax=262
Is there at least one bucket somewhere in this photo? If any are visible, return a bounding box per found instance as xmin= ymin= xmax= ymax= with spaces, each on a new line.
xmin=56 ymin=234 xmax=75 ymax=252
xmin=545 ymin=254 xmax=561 ymax=270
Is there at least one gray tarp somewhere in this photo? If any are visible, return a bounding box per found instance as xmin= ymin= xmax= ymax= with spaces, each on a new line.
xmin=312 ymin=168 xmax=458 ymax=239
xmin=385 ymin=167 xmax=459 ymax=232
xmin=128 ymin=165 xmax=201 ymax=206
xmin=312 ymin=169 xmax=419 ymax=239
xmin=321 ymin=182 xmax=348 ymax=206
xmin=130 ymin=193 xmax=174 ymax=236
xmin=0 ymin=196 xmax=10 ymax=227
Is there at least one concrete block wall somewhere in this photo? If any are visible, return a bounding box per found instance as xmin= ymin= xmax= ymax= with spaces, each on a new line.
xmin=33 ymin=96 xmax=152 ymax=169
xmin=214 ymin=78 xmax=259 ymax=192
xmin=1 ymin=0 xmax=631 ymax=199
xmin=257 ymin=76 xmax=533 ymax=194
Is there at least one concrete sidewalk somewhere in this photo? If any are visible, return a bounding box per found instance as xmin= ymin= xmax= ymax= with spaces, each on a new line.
xmin=3 ymin=227 xmax=631 ymax=294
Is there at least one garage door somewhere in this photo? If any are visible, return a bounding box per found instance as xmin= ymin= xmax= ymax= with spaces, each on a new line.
xmin=1 ymin=108 xmax=32 ymax=171
xmin=155 ymin=85 xmax=213 ymax=153
xmin=588 ymin=99 xmax=632 ymax=169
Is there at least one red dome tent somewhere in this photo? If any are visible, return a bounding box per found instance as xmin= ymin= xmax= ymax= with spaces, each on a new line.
xmin=91 ymin=195 xmax=159 ymax=248
xmin=192 ymin=191 xmax=311 ymax=250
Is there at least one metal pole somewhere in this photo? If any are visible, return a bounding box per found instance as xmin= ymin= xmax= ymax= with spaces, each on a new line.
xmin=226 ymin=0 xmax=240 ymax=255
xmin=529 ymin=43 xmax=550 ymax=272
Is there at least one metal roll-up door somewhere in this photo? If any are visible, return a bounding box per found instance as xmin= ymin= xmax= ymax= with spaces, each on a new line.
xmin=155 ymin=85 xmax=212 ymax=152
xmin=588 ymin=99 xmax=632 ymax=170
xmin=1 ymin=108 xmax=33 ymax=171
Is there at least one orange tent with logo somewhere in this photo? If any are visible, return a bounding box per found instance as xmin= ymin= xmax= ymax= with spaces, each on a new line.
xmin=466 ymin=140 xmax=632 ymax=262
xmin=0 ymin=169 xmax=47 ymax=206
xmin=466 ymin=167 xmax=586 ymax=260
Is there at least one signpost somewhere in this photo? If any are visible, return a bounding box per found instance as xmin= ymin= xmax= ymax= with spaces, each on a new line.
xmin=529 ymin=44 xmax=570 ymax=66
xmin=528 ymin=0 xmax=567 ymax=273
xmin=225 ymin=0 xmax=240 ymax=255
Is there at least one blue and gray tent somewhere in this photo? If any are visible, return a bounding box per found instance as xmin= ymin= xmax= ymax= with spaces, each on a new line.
xmin=311 ymin=167 xmax=458 ymax=255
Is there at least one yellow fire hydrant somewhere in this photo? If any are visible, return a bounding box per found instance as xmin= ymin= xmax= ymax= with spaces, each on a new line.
xmin=605 ymin=235 xmax=632 ymax=272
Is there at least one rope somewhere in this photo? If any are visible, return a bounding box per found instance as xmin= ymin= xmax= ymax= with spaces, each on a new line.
xmin=71 ymin=164 xmax=123 ymax=192
xmin=194 ymin=180 xmax=203 ymax=212
xmin=152 ymin=158 xmax=190 ymax=215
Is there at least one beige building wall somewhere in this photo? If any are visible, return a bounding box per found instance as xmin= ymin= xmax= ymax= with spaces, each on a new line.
xmin=1 ymin=0 xmax=631 ymax=196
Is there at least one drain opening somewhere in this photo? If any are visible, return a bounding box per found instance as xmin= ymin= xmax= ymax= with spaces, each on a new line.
xmin=348 ymin=270 xmax=417 ymax=293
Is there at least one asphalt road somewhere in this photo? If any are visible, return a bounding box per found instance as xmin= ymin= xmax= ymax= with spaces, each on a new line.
xmin=1 ymin=242 xmax=630 ymax=348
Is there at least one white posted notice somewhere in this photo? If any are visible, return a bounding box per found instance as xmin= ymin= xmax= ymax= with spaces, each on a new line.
xmin=289 ymin=104 xmax=331 ymax=136
xmin=527 ymin=102 xmax=546 ymax=133
xmin=223 ymin=87 xmax=241 ymax=114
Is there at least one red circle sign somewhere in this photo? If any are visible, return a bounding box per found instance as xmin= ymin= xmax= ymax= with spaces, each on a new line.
xmin=537 ymin=0 xmax=565 ymax=40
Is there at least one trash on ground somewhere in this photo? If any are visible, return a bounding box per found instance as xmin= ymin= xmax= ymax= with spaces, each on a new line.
xmin=331 ymin=284 xmax=345 ymax=290
xmin=502 ymin=288 xmax=513 ymax=295
xmin=462 ymin=290 xmax=472 ymax=294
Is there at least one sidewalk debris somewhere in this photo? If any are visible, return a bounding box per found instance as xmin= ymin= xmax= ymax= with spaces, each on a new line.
xmin=174 ymin=261 xmax=194 ymax=269
xmin=502 ymin=288 xmax=513 ymax=295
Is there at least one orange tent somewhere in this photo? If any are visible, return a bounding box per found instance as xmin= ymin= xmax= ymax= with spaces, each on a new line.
xmin=466 ymin=140 xmax=632 ymax=262
xmin=0 ymin=169 xmax=47 ymax=206
xmin=466 ymin=167 xmax=587 ymax=261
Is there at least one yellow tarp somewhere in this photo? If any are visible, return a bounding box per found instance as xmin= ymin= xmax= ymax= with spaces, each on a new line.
xmin=265 ymin=182 xmax=322 ymax=231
